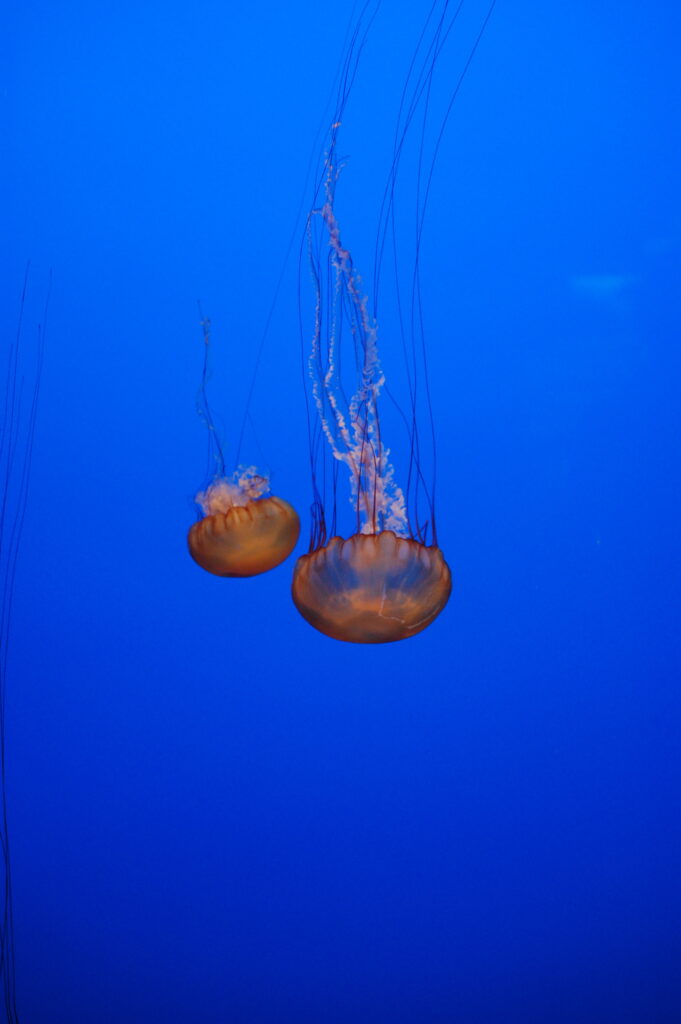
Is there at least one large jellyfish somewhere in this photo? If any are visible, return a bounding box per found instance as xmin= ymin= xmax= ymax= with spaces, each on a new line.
xmin=292 ymin=1 xmax=495 ymax=643
xmin=292 ymin=160 xmax=451 ymax=643
xmin=187 ymin=316 xmax=299 ymax=577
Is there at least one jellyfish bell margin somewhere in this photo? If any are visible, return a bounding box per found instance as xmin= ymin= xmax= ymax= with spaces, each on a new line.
xmin=292 ymin=531 xmax=451 ymax=644
xmin=188 ymin=471 xmax=300 ymax=578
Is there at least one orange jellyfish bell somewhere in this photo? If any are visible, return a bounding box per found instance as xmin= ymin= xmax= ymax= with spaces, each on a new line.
xmin=188 ymin=468 xmax=299 ymax=578
xmin=292 ymin=531 xmax=451 ymax=644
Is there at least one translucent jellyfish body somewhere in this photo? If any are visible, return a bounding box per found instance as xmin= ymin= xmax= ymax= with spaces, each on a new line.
xmin=188 ymin=468 xmax=299 ymax=578
xmin=292 ymin=531 xmax=451 ymax=643
xmin=294 ymin=140 xmax=452 ymax=642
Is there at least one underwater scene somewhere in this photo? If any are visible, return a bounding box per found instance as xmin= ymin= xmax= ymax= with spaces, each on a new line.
xmin=2 ymin=1 xmax=681 ymax=1021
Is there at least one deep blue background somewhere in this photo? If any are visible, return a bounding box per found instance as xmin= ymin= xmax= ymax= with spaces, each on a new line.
xmin=2 ymin=2 xmax=681 ymax=1021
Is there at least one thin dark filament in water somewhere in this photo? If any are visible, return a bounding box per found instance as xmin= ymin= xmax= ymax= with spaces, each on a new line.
xmin=0 ymin=264 xmax=49 ymax=1023
xmin=373 ymin=0 xmax=465 ymax=543
xmin=195 ymin=304 xmax=227 ymax=484
xmin=299 ymin=218 xmax=325 ymax=548
xmin=365 ymin=0 xmax=496 ymax=542
xmin=410 ymin=0 xmax=499 ymax=545
xmin=409 ymin=1 xmax=459 ymax=543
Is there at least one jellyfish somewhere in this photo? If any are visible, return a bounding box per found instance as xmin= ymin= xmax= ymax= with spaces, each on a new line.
xmin=188 ymin=468 xmax=300 ymax=578
xmin=292 ymin=1 xmax=495 ymax=642
xmin=187 ymin=315 xmax=299 ymax=577
xmin=292 ymin=158 xmax=451 ymax=643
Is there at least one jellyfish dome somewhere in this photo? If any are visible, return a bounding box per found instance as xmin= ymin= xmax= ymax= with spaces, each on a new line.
xmin=188 ymin=467 xmax=299 ymax=578
xmin=292 ymin=531 xmax=451 ymax=644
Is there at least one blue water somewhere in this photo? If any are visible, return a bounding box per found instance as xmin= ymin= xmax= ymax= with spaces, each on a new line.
xmin=3 ymin=2 xmax=681 ymax=1021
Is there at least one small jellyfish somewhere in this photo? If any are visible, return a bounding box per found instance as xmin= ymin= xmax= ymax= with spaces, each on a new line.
xmin=187 ymin=316 xmax=299 ymax=578
xmin=188 ymin=467 xmax=299 ymax=578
